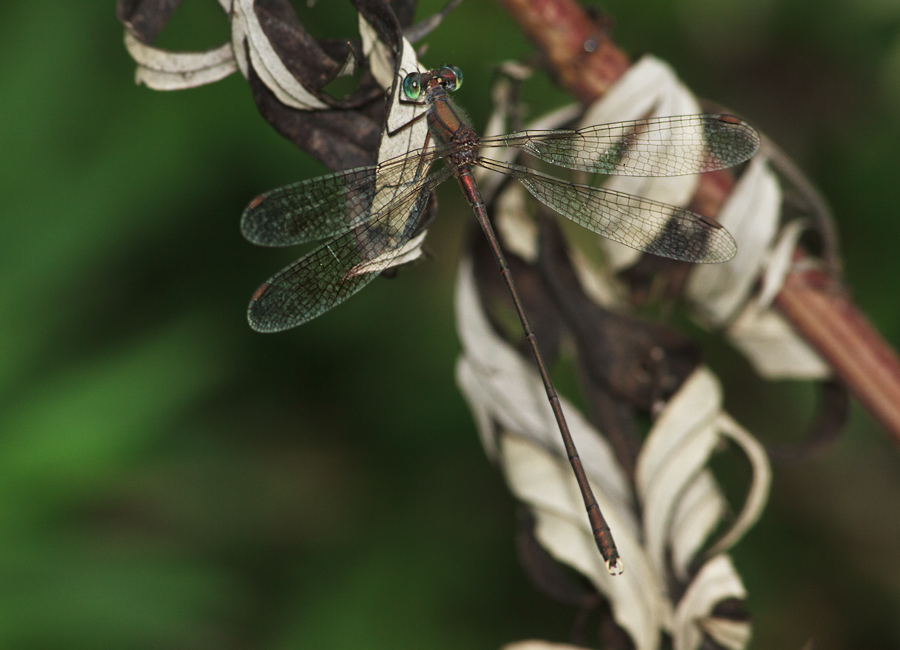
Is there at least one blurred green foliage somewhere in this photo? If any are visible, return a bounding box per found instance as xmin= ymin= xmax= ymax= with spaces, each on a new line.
xmin=1 ymin=1 xmax=899 ymax=648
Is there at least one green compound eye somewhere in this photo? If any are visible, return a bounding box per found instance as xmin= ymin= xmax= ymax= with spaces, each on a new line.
xmin=443 ymin=65 xmax=462 ymax=91
xmin=402 ymin=73 xmax=422 ymax=100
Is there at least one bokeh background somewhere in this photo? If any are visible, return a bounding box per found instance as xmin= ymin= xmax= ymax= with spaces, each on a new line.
xmin=2 ymin=1 xmax=900 ymax=648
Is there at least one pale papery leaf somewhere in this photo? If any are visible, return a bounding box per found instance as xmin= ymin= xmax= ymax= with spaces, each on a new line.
xmin=556 ymin=56 xmax=824 ymax=383
xmin=672 ymin=555 xmax=749 ymax=650
xmin=756 ymin=219 xmax=807 ymax=309
xmin=636 ymin=371 xmax=772 ymax=577
xmin=635 ymin=367 xmax=724 ymax=580
xmin=699 ymin=618 xmax=753 ymax=650
xmin=457 ymin=259 xmax=663 ymax=650
xmin=706 ymin=415 xmax=772 ymax=556
xmin=727 ymin=302 xmax=831 ymax=379
xmin=358 ymin=13 xmax=399 ymax=90
xmin=376 ymin=48 xmax=429 ymax=162
xmin=669 ymin=471 xmax=727 ymax=581
xmin=580 ymin=56 xmax=702 ymax=269
xmin=360 ymin=20 xmax=427 ymax=143
xmin=455 ymin=260 xmax=633 ymax=513
xmin=344 ymin=232 xmax=427 ymax=277
xmin=687 ymin=155 xmax=782 ymax=325
xmin=454 ymin=280 xmax=559 ymax=457
xmin=494 ymin=184 xmax=540 ymax=262
xmin=723 ymin=220 xmax=830 ymax=379
xmin=455 ymin=336 xmax=557 ymax=461
xmin=567 ymin=244 xmax=621 ymax=309
xmin=455 ymin=359 xmax=502 ymax=459
xmin=502 ymin=641 xmax=586 ymax=650
xmin=357 ymin=18 xmax=428 ymax=269
xmin=123 ymin=0 xmax=353 ymax=103
xmin=231 ymin=0 xmax=330 ymax=110
xmin=475 ymin=70 xmax=582 ymax=197
xmin=354 ymin=18 xmax=429 ymax=267
xmin=455 ymin=250 xmax=771 ymax=650
xmin=546 ymin=56 xmax=818 ymax=389
xmin=500 ymin=435 xmax=665 ymax=650
xmin=562 ymin=58 xmax=801 ymax=394
xmin=580 ymin=56 xmax=693 ymax=131
xmin=124 ymin=31 xmax=237 ymax=90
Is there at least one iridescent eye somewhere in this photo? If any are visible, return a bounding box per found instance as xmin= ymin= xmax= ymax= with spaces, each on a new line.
xmin=402 ymin=73 xmax=422 ymax=100
xmin=441 ymin=65 xmax=463 ymax=91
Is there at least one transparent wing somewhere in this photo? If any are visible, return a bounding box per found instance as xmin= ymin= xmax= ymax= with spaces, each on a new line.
xmin=479 ymin=114 xmax=759 ymax=177
xmin=478 ymin=158 xmax=736 ymax=263
xmin=241 ymin=143 xmax=450 ymax=247
xmin=247 ymin=166 xmax=454 ymax=332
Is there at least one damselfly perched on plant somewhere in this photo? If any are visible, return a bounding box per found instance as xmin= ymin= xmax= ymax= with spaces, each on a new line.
xmin=241 ymin=65 xmax=760 ymax=573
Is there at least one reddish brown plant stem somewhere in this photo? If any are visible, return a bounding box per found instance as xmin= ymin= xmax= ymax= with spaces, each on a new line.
xmin=497 ymin=0 xmax=900 ymax=445
xmin=775 ymin=267 xmax=900 ymax=444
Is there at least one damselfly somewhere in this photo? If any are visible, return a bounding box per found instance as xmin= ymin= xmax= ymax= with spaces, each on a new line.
xmin=241 ymin=65 xmax=760 ymax=573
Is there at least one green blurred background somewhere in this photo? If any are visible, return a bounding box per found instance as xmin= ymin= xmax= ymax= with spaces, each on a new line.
xmin=2 ymin=1 xmax=899 ymax=648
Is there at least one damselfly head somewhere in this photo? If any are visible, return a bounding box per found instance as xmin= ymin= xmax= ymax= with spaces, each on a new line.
xmin=402 ymin=66 xmax=463 ymax=101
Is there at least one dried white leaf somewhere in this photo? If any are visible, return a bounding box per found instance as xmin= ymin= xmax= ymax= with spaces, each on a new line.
xmin=456 ymin=259 xmax=770 ymax=650
xmin=532 ymin=54 xmax=817 ymax=388
xmin=635 ymin=367 xmax=723 ymax=581
xmin=580 ymin=56 xmax=702 ymax=270
xmin=358 ymin=13 xmax=398 ymax=90
xmin=455 ymin=358 xmax=501 ymax=459
xmin=706 ymin=415 xmax=771 ymax=556
xmin=500 ymin=434 xmax=666 ymax=650
xmin=636 ymin=370 xmax=772 ymax=574
xmin=581 ymin=56 xmax=696 ymax=129
xmin=473 ymin=78 xmax=581 ymax=262
xmin=352 ymin=18 xmax=430 ymax=265
xmin=567 ymin=244 xmax=621 ymax=309
xmin=727 ymin=303 xmax=830 ymax=379
xmin=687 ymin=155 xmax=782 ymax=325
xmin=672 ymin=555 xmax=749 ymax=650
xmin=502 ymin=641 xmax=585 ymax=650
xmin=699 ymin=617 xmax=752 ymax=650
xmin=454 ymin=259 xmax=633 ymax=515
xmin=718 ymin=220 xmax=830 ymax=379
xmin=344 ymin=231 xmax=427 ymax=278
xmin=567 ymin=55 xmax=821 ymax=386
xmin=476 ymin=76 xmax=581 ymax=256
xmin=359 ymin=18 xmax=427 ymax=147
xmin=494 ymin=184 xmax=539 ymax=262
xmin=455 ymin=263 xmax=654 ymax=649
xmin=669 ymin=471 xmax=727 ymax=581
xmin=568 ymin=58 xmax=804 ymax=391
xmin=756 ymin=219 xmax=807 ymax=309
xmin=376 ymin=41 xmax=428 ymax=162
xmin=124 ymin=31 xmax=237 ymax=90
xmin=231 ymin=0 xmax=329 ymax=110
xmin=357 ymin=21 xmax=427 ymax=255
